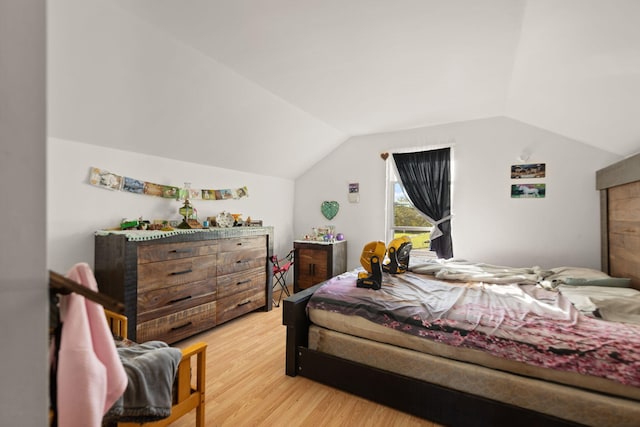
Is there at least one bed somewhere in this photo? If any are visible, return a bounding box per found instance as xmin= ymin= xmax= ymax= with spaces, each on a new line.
xmin=104 ymin=309 xmax=207 ymax=427
xmin=283 ymin=154 xmax=640 ymax=427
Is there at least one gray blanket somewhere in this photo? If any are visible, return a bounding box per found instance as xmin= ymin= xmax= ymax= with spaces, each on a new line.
xmin=104 ymin=340 xmax=182 ymax=423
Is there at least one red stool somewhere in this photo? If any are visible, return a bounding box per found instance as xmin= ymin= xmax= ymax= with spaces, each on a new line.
xmin=271 ymin=249 xmax=294 ymax=307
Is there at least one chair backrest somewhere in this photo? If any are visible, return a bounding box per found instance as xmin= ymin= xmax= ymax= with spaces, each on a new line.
xmin=271 ymin=250 xmax=294 ymax=273
xmin=104 ymin=309 xmax=128 ymax=339
xmin=279 ymin=261 xmax=293 ymax=273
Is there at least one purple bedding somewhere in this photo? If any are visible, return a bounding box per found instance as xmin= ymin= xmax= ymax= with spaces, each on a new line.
xmin=307 ymin=271 xmax=640 ymax=389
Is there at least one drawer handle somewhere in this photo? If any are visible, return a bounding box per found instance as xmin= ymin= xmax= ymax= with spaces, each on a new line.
xmin=170 ymin=269 xmax=193 ymax=276
xmin=170 ymin=322 xmax=193 ymax=331
xmin=236 ymin=260 xmax=247 ymax=264
xmin=236 ymin=279 xmax=251 ymax=286
xmin=236 ymin=242 xmax=243 ymax=246
xmin=169 ymin=295 xmax=192 ymax=304
xmin=237 ymin=300 xmax=251 ymax=307
xmin=170 ymin=249 xmax=192 ymax=254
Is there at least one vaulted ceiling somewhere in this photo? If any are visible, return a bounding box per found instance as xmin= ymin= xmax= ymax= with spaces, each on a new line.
xmin=61 ymin=1 xmax=640 ymax=177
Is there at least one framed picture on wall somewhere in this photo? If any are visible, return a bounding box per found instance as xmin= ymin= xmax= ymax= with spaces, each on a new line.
xmin=511 ymin=163 xmax=546 ymax=179
xmin=511 ymin=183 xmax=546 ymax=198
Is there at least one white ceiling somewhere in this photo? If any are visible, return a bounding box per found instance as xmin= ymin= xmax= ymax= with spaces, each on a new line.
xmin=110 ymin=0 xmax=640 ymax=170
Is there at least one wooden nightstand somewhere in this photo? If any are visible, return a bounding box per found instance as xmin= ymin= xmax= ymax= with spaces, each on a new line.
xmin=293 ymin=240 xmax=347 ymax=292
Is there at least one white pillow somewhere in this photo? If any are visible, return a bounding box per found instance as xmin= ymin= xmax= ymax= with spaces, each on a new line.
xmin=547 ymin=267 xmax=610 ymax=281
xmin=592 ymin=295 xmax=640 ymax=325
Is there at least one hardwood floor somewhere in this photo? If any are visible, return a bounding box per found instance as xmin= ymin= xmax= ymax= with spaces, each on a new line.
xmin=168 ymin=291 xmax=441 ymax=427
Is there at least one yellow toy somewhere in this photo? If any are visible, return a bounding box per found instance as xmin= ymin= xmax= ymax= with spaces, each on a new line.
xmin=357 ymin=237 xmax=413 ymax=290
xmin=382 ymin=236 xmax=412 ymax=274
xmin=356 ymin=241 xmax=386 ymax=290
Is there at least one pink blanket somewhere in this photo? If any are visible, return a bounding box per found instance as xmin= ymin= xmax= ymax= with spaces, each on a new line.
xmin=56 ymin=263 xmax=128 ymax=427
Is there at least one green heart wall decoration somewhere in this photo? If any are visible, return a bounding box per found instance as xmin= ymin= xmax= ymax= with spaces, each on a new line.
xmin=321 ymin=201 xmax=340 ymax=220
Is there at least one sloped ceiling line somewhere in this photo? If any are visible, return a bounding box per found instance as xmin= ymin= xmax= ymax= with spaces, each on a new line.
xmin=61 ymin=1 xmax=640 ymax=179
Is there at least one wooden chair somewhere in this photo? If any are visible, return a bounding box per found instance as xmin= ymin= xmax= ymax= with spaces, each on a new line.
xmin=104 ymin=309 xmax=207 ymax=427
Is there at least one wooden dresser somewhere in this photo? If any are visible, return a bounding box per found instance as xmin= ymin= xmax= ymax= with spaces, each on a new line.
xmin=293 ymin=240 xmax=347 ymax=292
xmin=95 ymin=227 xmax=273 ymax=343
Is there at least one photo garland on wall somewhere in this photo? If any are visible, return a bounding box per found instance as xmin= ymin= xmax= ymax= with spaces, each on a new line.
xmin=89 ymin=167 xmax=249 ymax=200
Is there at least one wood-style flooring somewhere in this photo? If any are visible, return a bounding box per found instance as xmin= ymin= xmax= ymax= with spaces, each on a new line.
xmin=168 ymin=289 xmax=442 ymax=427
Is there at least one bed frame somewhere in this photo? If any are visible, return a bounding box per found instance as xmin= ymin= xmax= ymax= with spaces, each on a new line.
xmin=284 ymin=286 xmax=586 ymax=427
xmin=104 ymin=309 xmax=207 ymax=427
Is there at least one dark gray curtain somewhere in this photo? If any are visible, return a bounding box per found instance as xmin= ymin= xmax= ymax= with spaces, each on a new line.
xmin=393 ymin=148 xmax=453 ymax=258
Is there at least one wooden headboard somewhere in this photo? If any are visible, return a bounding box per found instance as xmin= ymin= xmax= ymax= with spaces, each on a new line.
xmin=596 ymin=152 xmax=640 ymax=290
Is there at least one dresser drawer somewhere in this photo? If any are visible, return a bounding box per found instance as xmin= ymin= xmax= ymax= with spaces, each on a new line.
xmin=138 ymin=255 xmax=216 ymax=292
xmin=217 ymin=267 xmax=265 ymax=299
xmin=136 ymin=301 xmax=216 ymax=344
xmin=218 ymin=236 xmax=266 ymax=252
xmin=138 ymin=241 xmax=218 ymax=264
xmin=217 ymin=248 xmax=266 ymax=275
xmin=216 ymin=288 xmax=265 ymax=324
xmin=137 ymin=279 xmax=216 ymax=321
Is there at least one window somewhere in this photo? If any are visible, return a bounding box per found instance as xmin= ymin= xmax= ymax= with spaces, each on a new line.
xmin=387 ymin=167 xmax=433 ymax=254
xmin=386 ymin=147 xmax=453 ymax=259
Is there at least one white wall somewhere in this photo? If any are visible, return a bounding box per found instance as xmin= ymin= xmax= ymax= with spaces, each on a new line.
xmin=47 ymin=138 xmax=295 ymax=274
xmin=47 ymin=0 xmax=345 ymax=180
xmin=48 ymin=0 xmax=305 ymax=280
xmin=295 ymin=116 xmax=621 ymax=271
xmin=0 ymin=0 xmax=48 ymax=424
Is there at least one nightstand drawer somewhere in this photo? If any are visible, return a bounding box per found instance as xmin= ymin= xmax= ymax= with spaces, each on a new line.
xmin=138 ymin=255 xmax=217 ymax=292
xmin=136 ymin=301 xmax=216 ymax=344
xmin=296 ymin=275 xmax=318 ymax=290
xmin=138 ymin=241 xmax=217 ymax=263
xmin=216 ymin=288 xmax=265 ymax=324
xmin=217 ymin=267 xmax=265 ymax=299
xmin=299 ymin=248 xmax=328 ymax=278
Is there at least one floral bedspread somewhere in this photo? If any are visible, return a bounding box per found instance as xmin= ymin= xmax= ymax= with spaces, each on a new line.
xmin=307 ymin=271 xmax=640 ymax=388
